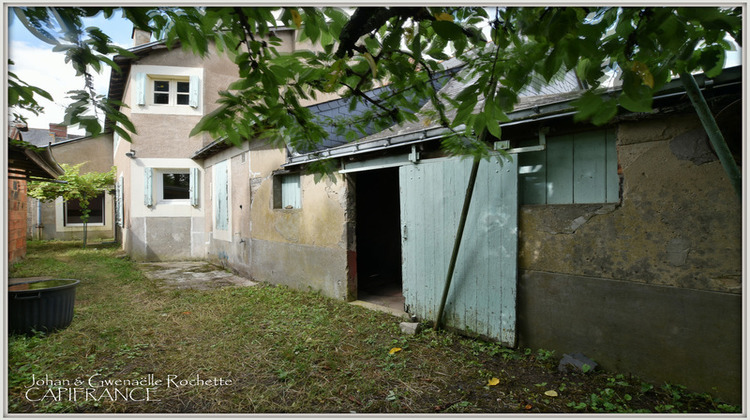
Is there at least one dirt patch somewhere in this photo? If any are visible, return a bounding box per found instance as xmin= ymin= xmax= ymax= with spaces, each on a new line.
xmin=139 ymin=261 xmax=257 ymax=290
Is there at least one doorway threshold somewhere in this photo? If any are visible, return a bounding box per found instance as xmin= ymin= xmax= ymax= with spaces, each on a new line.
xmin=350 ymin=300 xmax=408 ymax=319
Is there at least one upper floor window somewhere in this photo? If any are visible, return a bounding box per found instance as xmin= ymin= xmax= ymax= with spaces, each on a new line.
xmin=132 ymin=65 xmax=202 ymax=115
xmin=153 ymin=79 xmax=191 ymax=106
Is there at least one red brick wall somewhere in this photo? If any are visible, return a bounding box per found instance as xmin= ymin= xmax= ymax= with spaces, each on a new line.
xmin=8 ymin=178 xmax=28 ymax=263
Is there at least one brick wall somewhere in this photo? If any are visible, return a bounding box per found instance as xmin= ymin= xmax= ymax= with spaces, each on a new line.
xmin=8 ymin=178 xmax=28 ymax=263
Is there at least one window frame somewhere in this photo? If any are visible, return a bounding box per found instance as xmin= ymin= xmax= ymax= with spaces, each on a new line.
xmin=151 ymin=78 xmax=191 ymax=107
xmin=63 ymin=192 xmax=106 ymax=226
xmin=156 ymin=169 xmax=192 ymax=204
xmin=273 ymin=172 xmax=301 ymax=210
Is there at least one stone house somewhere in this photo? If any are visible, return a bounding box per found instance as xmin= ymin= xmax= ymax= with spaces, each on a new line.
xmin=63 ymin=25 xmax=742 ymax=403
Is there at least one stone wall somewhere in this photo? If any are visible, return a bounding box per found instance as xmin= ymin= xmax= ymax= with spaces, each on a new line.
xmin=516 ymin=112 xmax=742 ymax=403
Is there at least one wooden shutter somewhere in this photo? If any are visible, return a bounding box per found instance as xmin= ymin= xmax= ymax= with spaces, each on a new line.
xmin=144 ymin=167 xmax=153 ymax=207
xmin=214 ymin=161 xmax=229 ymax=230
xmin=115 ymin=175 xmax=124 ymax=227
xmin=135 ymin=73 xmax=146 ymax=106
xmin=189 ymin=75 xmax=200 ymax=108
xmin=189 ymin=167 xmax=199 ymax=207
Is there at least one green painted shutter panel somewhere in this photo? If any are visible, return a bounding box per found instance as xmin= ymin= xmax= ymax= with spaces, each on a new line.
xmin=546 ymin=134 xmax=574 ymax=204
xmin=605 ymin=128 xmax=619 ymax=202
xmin=400 ymin=156 xmax=518 ymax=346
xmin=214 ymin=161 xmax=229 ymax=231
xmin=573 ymin=130 xmax=607 ymax=203
xmin=519 ymin=150 xmax=546 ymax=204
xmin=135 ymin=73 xmax=146 ymax=106
xmin=144 ymin=167 xmax=153 ymax=207
xmin=189 ymin=167 xmax=199 ymax=207
xmin=189 ymin=75 xmax=200 ymax=108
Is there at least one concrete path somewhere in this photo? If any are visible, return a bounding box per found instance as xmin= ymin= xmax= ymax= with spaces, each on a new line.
xmin=139 ymin=261 xmax=257 ymax=290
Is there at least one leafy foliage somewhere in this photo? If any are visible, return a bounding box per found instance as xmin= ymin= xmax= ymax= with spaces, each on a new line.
xmin=9 ymin=7 xmax=741 ymax=161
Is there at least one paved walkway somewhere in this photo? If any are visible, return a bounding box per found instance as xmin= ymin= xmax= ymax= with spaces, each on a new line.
xmin=139 ymin=261 xmax=257 ymax=290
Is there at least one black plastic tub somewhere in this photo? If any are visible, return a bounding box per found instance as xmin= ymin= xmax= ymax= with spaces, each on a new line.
xmin=8 ymin=279 xmax=80 ymax=335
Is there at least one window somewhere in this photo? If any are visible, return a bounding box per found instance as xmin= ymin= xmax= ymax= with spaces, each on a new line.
xmin=162 ymin=172 xmax=190 ymax=200
xmin=133 ymin=67 xmax=201 ymax=113
xmin=273 ymin=173 xmax=301 ymax=209
xmin=144 ymin=167 xmax=199 ymax=207
xmin=519 ymin=128 xmax=619 ymax=204
xmin=153 ymin=79 xmax=191 ymax=106
xmin=64 ymin=192 xmax=105 ymax=225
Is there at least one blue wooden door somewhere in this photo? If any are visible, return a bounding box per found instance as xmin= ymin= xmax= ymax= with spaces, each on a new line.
xmin=399 ymin=156 xmax=518 ymax=346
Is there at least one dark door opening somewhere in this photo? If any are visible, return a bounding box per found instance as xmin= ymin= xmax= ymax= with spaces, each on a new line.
xmin=355 ymin=168 xmax=404 ymax=311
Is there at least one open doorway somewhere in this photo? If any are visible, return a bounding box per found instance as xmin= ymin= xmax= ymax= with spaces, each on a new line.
xmin=355 ymin=168 xmax=404 ymax=312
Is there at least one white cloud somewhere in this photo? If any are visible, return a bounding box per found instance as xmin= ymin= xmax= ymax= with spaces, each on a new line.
xmin=9 ymin=40 xmax=112 ymax=135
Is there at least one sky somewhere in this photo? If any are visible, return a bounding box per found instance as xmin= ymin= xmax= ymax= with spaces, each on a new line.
xmin=5 ymin=7 xmax=744 ymax=136
xmin=7 ymin=8 xmax=136 ymax=135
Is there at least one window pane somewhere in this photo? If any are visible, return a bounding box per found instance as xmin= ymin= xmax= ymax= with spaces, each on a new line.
xmin=154 ymin=93 xmax=169 ymax=104
xmin=163 ymin=173 xmax=190 ymax=200
xmin=154 ymin=80 xmax=169 ymax=92
xmin=176 ymin=93 xmax=190 ymax=105
xmin=65 ymin=193 xmax=104 ymax=225
xmin=177 ymin=81 xmax=190 ymax=92
xmin=281 ymin=174 xmax=301 ymax=209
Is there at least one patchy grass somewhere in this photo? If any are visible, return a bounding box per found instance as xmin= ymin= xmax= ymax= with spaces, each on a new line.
xmin=7 ymin=241 xmax=741 ymax=414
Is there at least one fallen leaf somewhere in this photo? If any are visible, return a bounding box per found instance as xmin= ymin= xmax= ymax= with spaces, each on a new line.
xmin=544 ymin=390 xmax=558 ymax=397
xmin=525 ymin=404 xmax=533 ymax=410
xmin=389 ymin=347 xmax=402 ymax=355
xmin=487 ymin=377 xmax=500 ymax=386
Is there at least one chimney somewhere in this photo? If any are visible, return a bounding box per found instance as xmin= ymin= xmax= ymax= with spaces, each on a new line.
xmin=132 ymin=28 xmax=152 ymax=46
xmin=49 ymin=123 xmax=67 ymax=141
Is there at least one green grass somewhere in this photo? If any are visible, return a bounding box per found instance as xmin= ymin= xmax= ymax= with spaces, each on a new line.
xmin=7 ymin=240 xmax=741 ymax=414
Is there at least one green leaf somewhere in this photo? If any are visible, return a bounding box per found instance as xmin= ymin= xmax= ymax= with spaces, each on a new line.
xmin=618 ymin=91 xmax=652 ymax=113
xmin=432 ymin=20 xmax=464 ymax=41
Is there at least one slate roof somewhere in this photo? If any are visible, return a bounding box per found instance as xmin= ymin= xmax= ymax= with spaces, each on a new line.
xmin=19 ymin=128 xmax=79 ymax=147
xmin=193 ymin=61 xmax=462 ymax=160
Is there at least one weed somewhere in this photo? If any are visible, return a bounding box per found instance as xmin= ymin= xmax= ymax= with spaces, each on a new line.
xmin=6 ymin=241 xmax=741 ymax=414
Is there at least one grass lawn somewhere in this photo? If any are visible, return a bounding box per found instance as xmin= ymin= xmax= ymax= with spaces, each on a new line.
xmin=7 ymin=241 xmax=740 ymax=414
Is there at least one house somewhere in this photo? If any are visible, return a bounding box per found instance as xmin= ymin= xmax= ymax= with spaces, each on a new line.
xmin=274 ymin=66 xmax=742 ymax=403
xmin=7 ymin=122 xmax=64 ymax=262
xmin=27 ymin=134 xmax=117 ymax=242
xmin=80 ymin=24 xmax=741 ymax=403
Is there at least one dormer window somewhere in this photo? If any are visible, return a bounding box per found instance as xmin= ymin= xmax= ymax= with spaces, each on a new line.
xmin=153 ymin=79 xmax=191 ymax=106
xmin=132 ymin=65 xmax=202 ymax=116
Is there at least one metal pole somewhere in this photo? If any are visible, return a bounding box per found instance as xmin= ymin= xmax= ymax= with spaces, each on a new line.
xmin=679 ymin=72 xmax=741 ymax=199
xmin=434 ymin=156 xmax=481 ymax=330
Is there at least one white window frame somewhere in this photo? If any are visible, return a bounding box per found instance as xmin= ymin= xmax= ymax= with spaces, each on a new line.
xmin=151 ymin=77 xmax=191 ymax=107
xmin=132 ymin=65 xmax=202 ymax=116
xmin=63 ymin=193 xmax=106 ymax=226
xmin=156 ymin=169 xmax=192 ymax=204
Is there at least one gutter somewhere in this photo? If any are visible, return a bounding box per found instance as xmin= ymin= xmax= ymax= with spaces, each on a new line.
xmin=283 ymin=65 xmax=742 ymax=168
